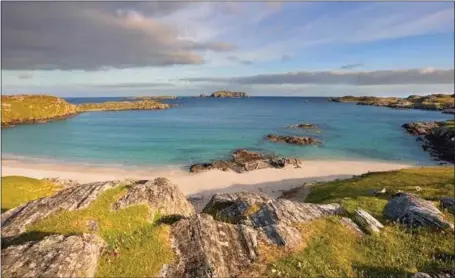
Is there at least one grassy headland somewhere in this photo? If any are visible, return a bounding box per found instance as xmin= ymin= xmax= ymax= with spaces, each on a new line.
xmin=77 ymin=100 xmax=170 ymax=112
xmin=329 ymin=93 xmax=454 ymax=111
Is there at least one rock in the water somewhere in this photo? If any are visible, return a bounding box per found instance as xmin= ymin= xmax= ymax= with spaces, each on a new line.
xmin=1 ymin=234 xmax=105 ymax=278
xmin=352 ymin=209 xmax=384 ymax=234
xmin=161 ymin=213 xmax=260 ymax=278
xmin=440 ymin=197 xmax=455 ymax=214
xmin=288 ymin=123 xmax=318 ymax=129
xmin=189 ymin=149 xmax=301 ymax=173
xmin=402 ymin=122 xmax=441 ymax=136
xmin=112 ymin=178 xmax=195 ymax=218
xmin=266 ymin=134 xmax=321 ymax=145
xmin=1 ymin=180 xmax=127 ymax=239
xmin=411 ymin=271 xmax=455 ymax=278
xmin=383 ymin=193 xmax=454 ymax=230
xmin=203 ymin=192 xmax=345 ymax=246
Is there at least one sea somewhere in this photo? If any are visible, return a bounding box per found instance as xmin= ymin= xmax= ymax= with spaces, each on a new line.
xmin=2 ymin=97 xmax=452 ymax=168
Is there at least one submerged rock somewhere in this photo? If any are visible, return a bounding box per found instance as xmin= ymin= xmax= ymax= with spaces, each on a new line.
xmin=112 ymin=177 xmax=195 ymax=218
xmin=383 ymin=193 xmax=454 ymax=230
xmin=2 ymin=234 xmax=105 ymax=278
xmin=189 ymin=149 xmax=301 ymax=173
xmin=288 ymin=123 xmax=318 ymax=129
xmin=266 ymin=134 xmax=322 ymax=145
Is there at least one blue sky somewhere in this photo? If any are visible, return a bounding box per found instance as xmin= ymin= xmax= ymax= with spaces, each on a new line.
xmin=2 ymin=1 xmax=454 ymax=97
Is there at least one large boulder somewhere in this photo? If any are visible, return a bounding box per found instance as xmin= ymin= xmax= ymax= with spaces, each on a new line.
xmin=266 ymin=134 xmax=322 ymax=145
xmin=383 ymin=193 xmax=454 ymax=230
xmin=112 ymin=178 xmax=195 ymax=218
xmin=161 ymin=214 xmax=260 ymax=278
xmin=189 ymin=149 xmax=301 ymax=173
xmin=203 ymin=192 xmax=345 ymax=246
xmin=352 ymin=209 xmax=384 ymax=234
xmin=2 ymin=234 xmax=105 ymax=278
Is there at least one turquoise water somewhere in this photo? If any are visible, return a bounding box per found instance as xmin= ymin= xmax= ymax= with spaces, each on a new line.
xmin=2 ymin=97 xmax=452 ymax=168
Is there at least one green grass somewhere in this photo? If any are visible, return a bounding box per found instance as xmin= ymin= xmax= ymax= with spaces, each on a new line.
xmin=305 ymin=167 xmax=454 ymax=218
xmin=1 ymin=176 xmax=62 ymax=212
xmin=268 ymin=217 xmax=455 ymax=278
xmin=13 ymin=184 xmax=174 ymax=277
xmin=1 ymin=95 xmax=77 ymax=126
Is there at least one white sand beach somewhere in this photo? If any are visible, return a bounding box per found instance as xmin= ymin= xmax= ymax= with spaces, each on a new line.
xmin=2 ymin=159 xmax=412 ymax=199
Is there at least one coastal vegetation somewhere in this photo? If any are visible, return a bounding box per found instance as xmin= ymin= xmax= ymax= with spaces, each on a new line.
xmin=127 ymin=96 xmax=177 ymax=100
xmin=329 ymin=93 xmax=455 ymax=112
xmin=1 ymin=95 xmax=171 ymax=127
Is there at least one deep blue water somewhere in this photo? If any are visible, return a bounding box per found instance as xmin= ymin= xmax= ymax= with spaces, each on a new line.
xmin=2 ymin=97 xmax=452 ymax=168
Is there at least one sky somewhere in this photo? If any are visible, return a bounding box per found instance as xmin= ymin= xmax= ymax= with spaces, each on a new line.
xmin=1 ymin=1 xmax=454 ymax=97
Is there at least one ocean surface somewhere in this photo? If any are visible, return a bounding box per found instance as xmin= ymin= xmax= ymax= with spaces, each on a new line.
xmin=2 ymin=97 xmax=452 ymax=168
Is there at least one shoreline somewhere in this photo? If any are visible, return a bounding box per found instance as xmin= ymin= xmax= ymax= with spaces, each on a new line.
xmin=2 ymin=159 xmax=414 ymax=200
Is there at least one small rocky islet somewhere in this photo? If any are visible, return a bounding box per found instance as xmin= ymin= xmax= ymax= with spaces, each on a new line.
xmin=266 ymin=134 xmax=322 ymax=145
xmin=199 ymin=90 xmax=248 ymax=98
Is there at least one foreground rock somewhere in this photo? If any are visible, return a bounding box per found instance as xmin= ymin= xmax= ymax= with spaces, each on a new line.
xmin=77 ymin=99 xmax=170 ymax=112
xmin=189 ymin=149 xmax=301 ymax=173
xmin=266 ymin=134 xmax=322 ymax=145
xmin=383 ymin=193 xmax=454 ymax=230
xmin=2 ymin=234 xmax=105 ymax=278
xmin=1 ymin=95 xmax=78 ymax=128
xmin=402 ymin=121 xmax=455 ymax=163
xmin=411 ymin=270 xmax=455 ymax=278
xmin=352 ymin=209 xmax=384 ymax=234
xmin=440 ymin=197 xmax=455 ymax=214
xmin=203 ymin=192 xmax=345 ymax=246
xmin=112 ymin=178 xmax=195 ymax=218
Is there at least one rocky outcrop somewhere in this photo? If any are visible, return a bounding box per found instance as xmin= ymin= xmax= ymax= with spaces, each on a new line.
xmin=189 ymin=149 xmax=301 ymax=173
xmin=402 ymin=121 xmax=455 ymax=163
xmin=411 ymin=271 xmax=455 ymax=278
xmin=266 ymin=134 xmax=322 ymax=145
xmin=161 ymin=214 xmax=260 ymax=278
xmin=1 ymin=180 xmax=125 ymax=239
xmin=112 ymin=178 xmax=195 ymax=218
xmin=440 ymin=197 xmax=455 ymax=214
xmin=2 ymin=234 xmax=105 ymax=278
xmin=41 ymin=177 xmax=80 ymax=189
xmin=352 ymin=209 xmax=384 ymax=234
xmin=1 ymin=95 xmax=78 ymax=128
xmin=288 ymin=123 xmax=318 ymax=129
xmin=77 ymin=100 xmax=170 ymax=112
xmin=383 ymin=193 xmax=454 ymax=230
xmin=203 ymin=192 xmax=345 ymax=246
xmin=209 ymin=91 xmax=248 ymax=98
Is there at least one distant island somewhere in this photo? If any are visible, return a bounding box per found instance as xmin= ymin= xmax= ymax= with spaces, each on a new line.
xmin=200 ymin=90 xmax=248 ymax=98
xmin=1 ymin=95 xmax=171 ymax=127
xmin=127 ymin=96 xmax=178 ymax=100
xmin=329 ymin=93 xmax=454 ymax=113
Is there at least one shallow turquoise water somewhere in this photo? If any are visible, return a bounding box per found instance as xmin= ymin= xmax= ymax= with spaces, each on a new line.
xmin=2 ymin=97 xmax=452 ymax=168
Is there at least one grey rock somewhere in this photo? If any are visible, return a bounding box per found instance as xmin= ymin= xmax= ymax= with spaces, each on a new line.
xmin=352 ymin=209 xmax=384 ymax=234
xmin=340 ymin=217 xmax=365 ymax=236
xmin=411 ymin=271 xmax=455 ymax=278
xmin=440 ymin=197 xmax=455 ymax=214
xmin=1 ymin=234 xmax=105 ymax=278
xmin=203 ymin=192 xmax=345 ymax=246
xmin=41 ymin=177 xmax=80 ymax=189
xmin=402 ymin=122 xmax=440 ymax=136
xmin=112 ymin=178 xmax=195 ymax=219
xmin=288 ymin=123 xmax=318 ymax=129
xmin=87 ymin=220 xmax=99 ymax=232
xmin=266 ymin=134 xmax=322 ymax=145
xmin=1 ymin=180 xmax=128 ymax=239
xmin=161 ymin=213 xmax=260 ymax=278
xmin=383 ymin=193 xmax=454 ymax=230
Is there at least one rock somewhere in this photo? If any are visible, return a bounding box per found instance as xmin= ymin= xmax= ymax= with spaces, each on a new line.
xmin=161 ymin=213 xmax=260 ymax=278
xmin=442 ymin=109 xmax=455 ymax=115
xmin=1 ymin=234 xmax=105 ymax=278
xmin=414 ymin=186 xmax=423 ymax=192
xmin=424 ymin=126 xmax=455 ymax=164
xmin=369 ymin=188 xmax=387 ymax=196
xmin=87 ymin=219 xmax=99 ymax=232
xmin=189 ymin=149 xmax=301 ymax=173
xmin=41 ymin=177 xmax=80 ymax=189
xmin=210 ymin=91 xmax=248 ymax=98
xmin=411 ymin=271 xmax=455 ymax=278
xmin=402 ymin=122 xmax=441 ymax=136
xmin=288 ymin=123 xmax=318 ymax=129
xmin=352 ymin=209 xmax=384 ymax=234
xmin=203 ymin=192 xmax=345 ymax=246
xmin=340 ymin=217 xmax=365 ymax=236
xmin=112 ymin=178 xmax=195 ymax=218
xmin=383 ymin=193 xmax=454 ymax=230
xmin=440 ymin=197 xmax=455 ymax=214
xmin=1 ymin=180 xmax=126 ymax=239
xmin=266 ymin=134 xmax=322 ymax=145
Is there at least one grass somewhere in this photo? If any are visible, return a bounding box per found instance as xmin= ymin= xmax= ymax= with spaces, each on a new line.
xmin=1 ymin=95 xmax=77 ymax=126
xmin=77 ymin=100 xmax=169 ymax=112
xmin=305 ymin=167 xmax=454 ymax=219
xmin=264 ymin=167 xmax=455 ymax=277
xmin=10 ymin=184 xmax=174 ymax=277
xmin=1 ymin=176 xmax=62 ymax=212
xmin=268 ymin=217 xmax=455 ymax=278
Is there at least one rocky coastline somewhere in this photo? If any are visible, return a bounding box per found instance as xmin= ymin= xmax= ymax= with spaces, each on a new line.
xmin=200 ymin=90 xmax=248 ymax=98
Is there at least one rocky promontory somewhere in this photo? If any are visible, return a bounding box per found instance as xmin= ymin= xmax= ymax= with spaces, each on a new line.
xmin=200 ymin=90 xmax=248 ymax=98
xmin=77 ymin=100 xmax=171 ymax=112
xmin=1 ymin=95 xmax=78 ymax=127
xmin=189 ymin=149 xmax=301 ymax=173
xmin=266 ymin=134 xmax=322 ymax=145
xmin=402 ymin=120 xmax=454 ymax=163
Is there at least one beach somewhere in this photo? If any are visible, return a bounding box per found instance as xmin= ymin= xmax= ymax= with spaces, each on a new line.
xmin=2 ymin=159 xmax=412 ymax=199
